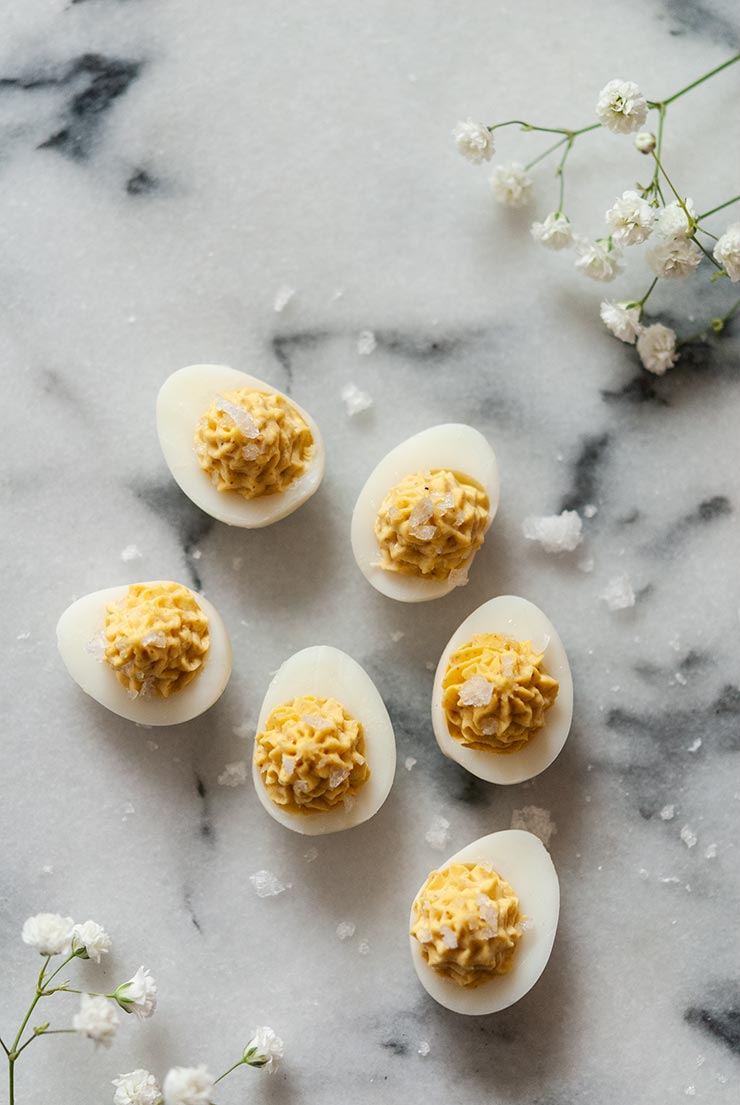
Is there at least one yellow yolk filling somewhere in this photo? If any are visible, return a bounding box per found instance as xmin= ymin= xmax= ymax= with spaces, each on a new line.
xmin=194 ymin=388 xmax=314 ymax=499
xmin=374 ymin=469 xmax=489 ymax=581
xmin=442 ymin=633 xmax=558 ymax=753
xmin=411 ymin=862 xmax=522 ymax=988
xmin=104 ymin=582 xmax=209 ymax=698
xmin=255 ymin=695 xmax=370 ymax=815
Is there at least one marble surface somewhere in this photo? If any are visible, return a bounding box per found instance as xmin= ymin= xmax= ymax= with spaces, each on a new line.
xmin=2 ymin=1 xmax=740 ymax=1102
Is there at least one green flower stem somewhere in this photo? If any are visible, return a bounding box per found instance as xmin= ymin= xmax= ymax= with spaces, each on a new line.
xmin=693 ymin=236 xmax=723 ymax=269
xmin=214 ymin=1058 xmax=245 ymax=1085
xmin=490 ymin=119 xmax=586 ymax=136
xmin=555 ymin=134 xmax=575 ymax=211
xmin=652 ymin=52 xmax=740 ymax=107
xmin=630 ymin=277 xmax=659 ymax=315
xmin=14 ymin=1029 xmax=76 ymax=1060
xmin=525 ymin=135 xmax=568 ymax=171
xmin=0 ymin=1036 xmax=8 ymax=1057
xmin=699 ymin=194 xmax=740 ymax=220
xmin=5 ymin=952 xmax=77 ymax=1105
xmin=676 ymin=294 xmax=740 ymax=346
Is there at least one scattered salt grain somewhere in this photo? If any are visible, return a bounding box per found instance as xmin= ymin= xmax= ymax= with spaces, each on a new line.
xmin=302 ymin=713 xmax=327 ymax=730
xmin=358 ymin=940 xmax=371 ymax=955
xmin=190 ymin=549 xmax=202 ymax=560
xmin=341 ymin=382 xmax=373 ymax=416
xmin=476 ymin=894 xmax=499 ymax=927
xmin=680 ymin=825 xmax=697 ymax=849
xmin=418 ymin=1041 xmax=430 ymax=1056
xmin=304 ymin=847 xmax=318 ymax=862
xmin=660 ymin=805 xmax=676 ymax=821
xmin=249 ymin=870 xmax=287 ymax=898
xmin=458 ymin=676 xmax=493 ymax=708
xmin=687 ymin=738 xmax=702 ymax=753
xmin=425 ymin=815 xmax=450 ymax=850
xmin=217 ymin=762 xmax=249 ymax=787
xmin=583 ymin=504 xmax=598 ymax=518
xmin=85 ymin=632 xmax=105 ymax=661
xmin=439 ymin=926 xmax=458 ymax=949
xmin=638 ymin=867 xmax=649 ymax=880
xmin=336 ymin=921 xmax=356 ymax=941
xmin=705 ymin=843 xmax=718 ymax=859
xmin=410 ymin=523 xmax=436 ymax=541
xmin=41 ymin=864 xmax=53 ymax=875
xmin=448 ymin=568 xmax=469 ymax=588
xmin=390 ymin=630 xmax=405 ymax=642
xmin=121 ymin=544 xmax=143 ymax=562
xmin=16 ymin=631 xmax=30 ymax=640
xmin=522 ymin=510 xmax=583 ymax=553
xmin=404 ymin=756 xmax=417 ymax=771
xmin=242 ymin=442 xmax=263 ymax=461
xmin=511 ymin=806 xmax=557 ymax=848
xmin=329 ymin=767 xmax=350 ymax=789
xmin=659 ymin=876 xmax=681 ymax=884
xmin=233 ymin=720 xmax=252 ymax=738
xmin=600 ymin=574 xmax=636 ymax=611
xmin=685 ymin=1087 xmax=696 ymax=1097
xmin=273 ymin=284 xmax=295 ymax=312
xmin=425 ymin=660 xmax=435 ymax=671
xmin=675 ymin=672 xmax=688 ymax=687
xmin=281 ymin=755 xmax=296 ymax=778
xmin=357 ymin=329 xmax=377 ymax=355
xmin=215 ymin=395 xmax=261 ymax=439
xmin=578 ymin=556 xmax=595 ymax=573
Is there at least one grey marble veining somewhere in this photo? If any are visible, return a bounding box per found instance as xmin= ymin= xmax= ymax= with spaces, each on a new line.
xmin=1 ymin=1 xmax=740 ymax=1103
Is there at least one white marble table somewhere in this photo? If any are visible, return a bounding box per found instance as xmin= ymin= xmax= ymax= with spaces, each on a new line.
xmin=2 ymin=2 xmax=740 ymax=1102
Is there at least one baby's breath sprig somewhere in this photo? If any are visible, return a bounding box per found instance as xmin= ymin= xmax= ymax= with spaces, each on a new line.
xmin=454 ymin=52 xmax=740 ymax=375
xmin=3 ymin=913 xmax=284 ymax=1104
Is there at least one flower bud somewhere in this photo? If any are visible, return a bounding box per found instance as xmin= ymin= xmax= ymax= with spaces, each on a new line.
xmin=634 ymin=131 xmax=656 ymax=154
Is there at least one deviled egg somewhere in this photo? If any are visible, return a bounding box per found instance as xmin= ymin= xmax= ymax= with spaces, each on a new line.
xmin=156 ymin=364 xmax=325 ymax=527
xmin=56 ymin=580 xmax=232 ymax=725
xmin=409 ymin=829 xmax=559 ymax=1014
xmin=351 ymin=424 xmax=499 ymax=602
xmin=252 ymin=646 xmax=396 ymax=835
xmin=432 ymin=595 xmax=573 ymax=784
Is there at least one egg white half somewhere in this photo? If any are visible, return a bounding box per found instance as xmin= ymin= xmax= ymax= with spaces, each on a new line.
xmin=409 ymin=829 xmax=560 ymax=1014
xmin=56 ymin=583 xmax=232 ymax=725
xmin=432 ymin=595 xmax=573 ymax=784
xmin=350 ymin=424 xmax=499 ymax=603
xmin=156 ymin=364 xmax=325 ymax=528
xmin=252 ymin=645 xmax=396 ymax=835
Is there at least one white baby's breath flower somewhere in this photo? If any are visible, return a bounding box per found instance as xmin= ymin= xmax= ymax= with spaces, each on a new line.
xmin=530 ymin=211 xmax=572 ymax=250
xmin=635 ymin=131 xmax=656 ymax=154
xmin=73 ymin=994 xmax=119 ymax=1048
xmin=162 ymin=1065 xmax=214 ymax=1105
xmin=112 ymin=1070 xmax=163 ymax=1105
xmin=574 ymin=238 xmax=623 ymax=282
xmin=637 ymin=323 xmax=678 ymax=375
xmin=453 ymin=119 xmax=494 ymax=164
xmin=244 ymin=1025 xmax=284 ymax=1074
xmin=600 ymin=301 xmax=642 ymax=344
xmin=71 ymin=920 xmax=112 ymax=963
xmin=489 ymin=161 xmax=532 ymax=207
xmin=654 ymin=199 xmax=695 ymax=240
xmin=647 ymin=236 xmax=702 ymax=279
xmin=713 ymin=222 xmax=740 ymax=281
xmin=114 ymin=967 xmax=157 ymax=1019
xmin=596 ymin=79 xmax=648 ymax=134
xmin=21 ymin=913 xmax=74 ymax=956
xmin=605 ymin=190 xmax=655 ymax=245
